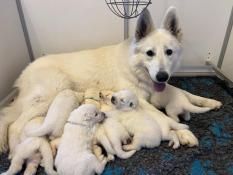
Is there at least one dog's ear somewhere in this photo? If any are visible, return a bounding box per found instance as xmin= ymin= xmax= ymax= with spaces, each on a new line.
xmin=161 ymin=7 xmax=182 ymax=42
xmin=135 ymin=9 xmax=154 ymax=41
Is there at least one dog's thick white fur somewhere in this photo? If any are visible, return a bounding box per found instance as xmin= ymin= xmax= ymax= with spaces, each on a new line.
xmin=2 ymin=117 xmax=57 ymax=175
xmin=109 ymin=90 xmax=188 ymax=150
xmin=150 ymin=84 xmax=222 ymax=122
xmin=0 ymin=7 xmax=222 ymax=153
xmin=55 ymin=104 xmax=107 ymax=175
xmin=26 ymin=89 xmax=82 ymax=139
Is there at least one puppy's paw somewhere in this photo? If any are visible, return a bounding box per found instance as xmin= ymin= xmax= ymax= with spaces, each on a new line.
xmin=101 ymin=157 xmax=108 ymax=165
xmin=176 ymin=129 xmax=199 ymax=147
xmin=203 ymin=99 xmax=222 ymax=110
xmin=107 ymin=154 xmax=115 ymax=162
xmin=123 ymin=144 xmax=135 ymax=151
xmin=98 ymin=155 xmax=105 ymax=161
xmin=46 ymin=170 xmax=58 ymax=175
xmin=171 ymin=116 xmax=180 ymax=123
xmin=168 ymin=140 xmax=180 ymax=149
xmin=0 ymin=172 xmax=7 ymax=175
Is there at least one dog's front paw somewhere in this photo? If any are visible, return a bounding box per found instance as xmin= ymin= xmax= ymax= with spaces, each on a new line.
xmin=204 ymin=99 xmax=222 ymax=110
xmin=176 ymin=129 xmax=198 ymax=147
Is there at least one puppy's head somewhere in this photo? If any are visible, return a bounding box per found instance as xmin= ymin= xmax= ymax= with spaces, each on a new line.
xmin=110 ymin=89 xmax=138 ymax=111
xmin=69 ymin=104 xmax=106 ymax=126
xmin=130 ymin=7 xmax=182 ymax=91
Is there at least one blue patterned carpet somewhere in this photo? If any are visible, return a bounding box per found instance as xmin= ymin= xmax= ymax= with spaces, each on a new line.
xmin=0 ymin=77 xmax=233 ymax=175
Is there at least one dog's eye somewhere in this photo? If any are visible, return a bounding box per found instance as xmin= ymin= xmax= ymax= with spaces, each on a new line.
xmin=129 ymin=102 xmax=134 ymax=107
xmin=166 ymin=49 xmax=173 ymax=56
xmin=146 ymin=50 xmax=155 ymax=57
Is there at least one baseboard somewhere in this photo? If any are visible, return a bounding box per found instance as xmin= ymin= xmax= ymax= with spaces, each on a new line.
xmin=173 ymin=66 xmax=215 ymax=77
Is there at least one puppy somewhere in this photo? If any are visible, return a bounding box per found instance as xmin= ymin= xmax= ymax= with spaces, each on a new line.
xmin=2 ymin=117 xmax=57 ymax=175
xmin=55 ymin=104 xmax=107 ymax=175
xmin=27 ymin=89 xmax=83 ymax=139
xmin=110 ymin=90 xmax=189 ymax=151
xmin=92 ymin=90 xmax=136 ymax=161
xmin=150 ymin=84 xmax=212 ymax=122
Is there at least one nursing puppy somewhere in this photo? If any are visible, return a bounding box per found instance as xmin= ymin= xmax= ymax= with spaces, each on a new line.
xmin=2 ymin=117 xmax=56 ymax=175
xmin=27 ymin=89 xmax=82 ymax=139
xmin=55 ymin=104 xmax=107 ymax=175
xmin=110 ymin=90 xmax=188 ymax=150
xmin=93 ymin=90 xmax=136 ymax=160
xmin=150 ymin=84 xmax=219 ymax=122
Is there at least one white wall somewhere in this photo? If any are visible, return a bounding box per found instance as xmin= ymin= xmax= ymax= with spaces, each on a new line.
xmin=0 ymin=0 xmax=30 ymax=100
xmin=21 ymin=0 xmax=124 ymax=58
xmin=19 ymin=0 xmax=233 ymax=72
xmin=129 ymin=0 xmax=233 ymax=72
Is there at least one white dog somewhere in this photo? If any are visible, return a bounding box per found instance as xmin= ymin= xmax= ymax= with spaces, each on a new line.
xmin=55 ymin=104 xmax=107 ymax=175
xmin=2 ymin=117 xmax=57 ymax=175
xmin=27 ymin=89 xmax=83 ymax=139
xmin=109 ymin=90 xmax=188 ymax=150
xmin=0 ymin=7 xmax=222 ymax=153
xmin=150 ymin=84 xmax=219 ymax=122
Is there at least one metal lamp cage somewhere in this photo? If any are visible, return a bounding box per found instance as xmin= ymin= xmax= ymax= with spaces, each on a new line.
xmin=105 ymin=0 xmax=152 ymax=19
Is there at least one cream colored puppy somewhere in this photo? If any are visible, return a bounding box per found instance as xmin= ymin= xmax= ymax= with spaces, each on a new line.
xmin=27 ymin=89 xmax=83 ymax=139
xmin=2 ymin=117 xmax=57 ymax=175
xmin=55 ymin=104 xmax=107 ymax=175
xmin=93 ymin=90 xmax=136 ymax=160
xmin=110 ymin=90 xmax=189 ymax=151
xmin=150 ymin=84 xmax=221 ymax=122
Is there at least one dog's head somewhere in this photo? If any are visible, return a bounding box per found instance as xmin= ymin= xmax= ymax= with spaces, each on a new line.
xmin=130 ymin=7 xmax=182 ymax=91
xmin=110 ymin=89 xmax=138 ymax=111
xmin=69 ymin=104 xmax=106 ymax=126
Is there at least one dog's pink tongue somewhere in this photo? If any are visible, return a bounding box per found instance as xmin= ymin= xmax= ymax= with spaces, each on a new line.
xmin=153 ymin=82 xmax=166 ymax=92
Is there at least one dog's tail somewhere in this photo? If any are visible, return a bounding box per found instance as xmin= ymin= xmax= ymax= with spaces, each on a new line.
xmin=0 ymin=98 xmax=22 ymax=153
xmin=184 ymin=103 xmax=211 ymax=114
xmin=169 ymin=118 xmax=189 ymax=130
xmin=39 ymin=138 xmax=57 ymax=175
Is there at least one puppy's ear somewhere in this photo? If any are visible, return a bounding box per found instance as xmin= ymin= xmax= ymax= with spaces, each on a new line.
xmin=135 ymin=8 xmax=154 ymax=41
xmin=161 ymin=7 xmax=182 ymax=42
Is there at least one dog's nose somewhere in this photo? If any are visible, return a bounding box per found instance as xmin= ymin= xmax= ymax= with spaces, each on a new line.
xmin=156 ymin=71 xmax=169 ymax=82
xmin=111 ymin=96 xmax=116 ymax=104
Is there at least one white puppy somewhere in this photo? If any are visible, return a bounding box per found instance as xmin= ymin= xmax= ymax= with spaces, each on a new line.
xmin=55 ymin=104 xmax=107 ymax=175
xmin=110 ymin=90 xmax=189 ymax=151
xmin=150 ymin=84 xmax=216 ymax=122
xmin=2 ymin=117 xmax=57 ymax=175
xmin=93 ymin=91 xmax=136 ymax=160
xmin=27 ymin=89 xmax=83 ymax=139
